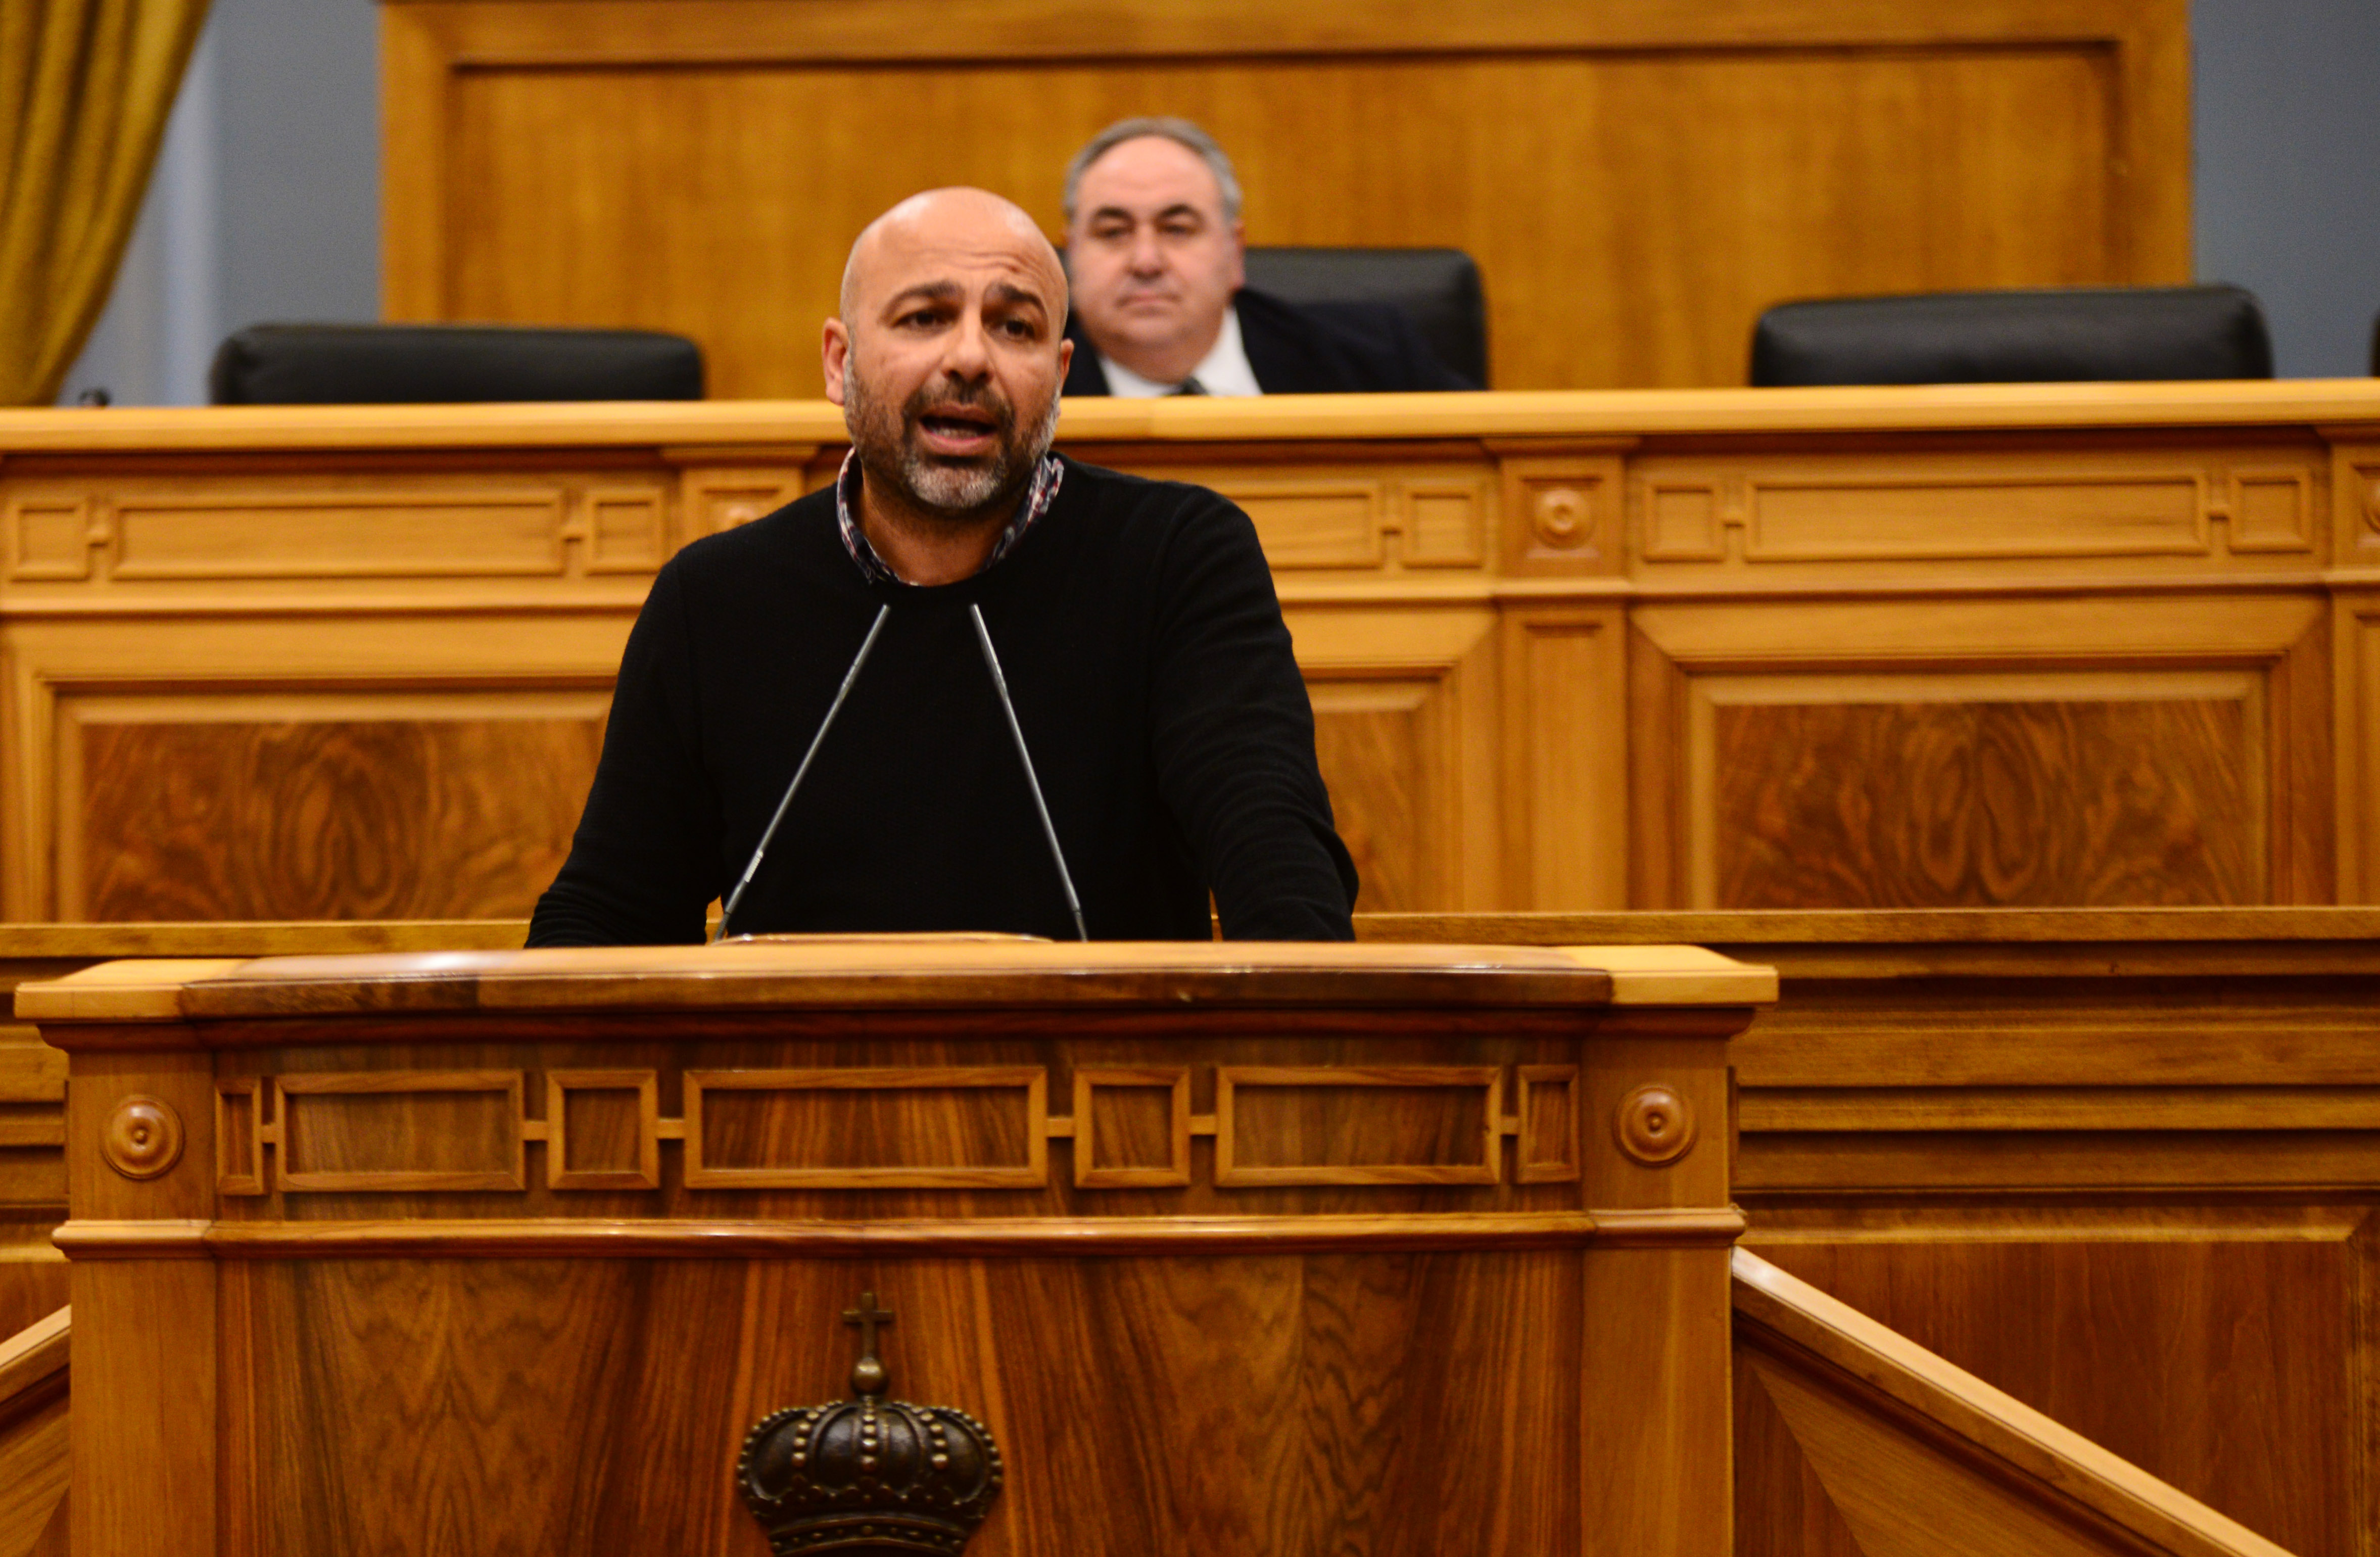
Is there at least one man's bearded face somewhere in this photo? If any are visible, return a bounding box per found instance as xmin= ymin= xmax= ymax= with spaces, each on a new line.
xmin=844 ymin=353 xmax=1060 ymax=517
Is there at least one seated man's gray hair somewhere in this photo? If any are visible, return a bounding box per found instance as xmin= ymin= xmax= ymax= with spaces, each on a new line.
xmin=1063 ymin=117 xmax=1245 ymax=226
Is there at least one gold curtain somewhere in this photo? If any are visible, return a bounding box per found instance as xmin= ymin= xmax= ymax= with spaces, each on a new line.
xmin=0 ymin=0 xmax=212 ymax=406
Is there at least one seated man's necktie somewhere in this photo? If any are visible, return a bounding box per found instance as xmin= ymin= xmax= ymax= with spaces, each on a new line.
xmin=1169 ymin=375 xmax=1210 ymax=396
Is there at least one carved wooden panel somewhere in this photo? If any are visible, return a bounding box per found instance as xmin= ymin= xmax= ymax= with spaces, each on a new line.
xmin=276 ymin=1071 xmax=526 ymax=1193
xmin=1181 ymin=468 xmax=1491 ymax=571
xmin=1073 ymin=1067 xmax=1192 ymax=1189
xmin=207 ymin=1060 xmax=1590 ymax=1198
xmin=1706 ymin=681 xmax=2263 ymax=909
xmin=222 ymin=1247 xmax=1585 ymax=1555
xmin=58 ymin=692 xmax=607 ymax=921
xmin=1500 ymin=608 xmax=1628 ymax=911
xmin=2345 ymin=594 xmax=2380 ymax=903
xmin=547 ymin=1069 xmax=660 ymax=1190
xmin=1632 ymin=448 xmax=2323 ymax=573
xmin=1501 ymin=455 xmax=1623 ymax=576
xmin=1214 ymin=1066 xmax=1502 ymax=1187
xmin=683 ymin=1068 xmax=1050 ymax=1189
xmin=1753 ymin=1235 xmax=2359 ymax=1557
xmin=1306 ymin=675 xmax=1442 ymax=914
xmin=4 ymin=477 xmax=674 ymax=584
xmin=677 ymin=465 xmax=807 ymax=541
xmin=1293 ymin=607 xmax=1498 ymax=914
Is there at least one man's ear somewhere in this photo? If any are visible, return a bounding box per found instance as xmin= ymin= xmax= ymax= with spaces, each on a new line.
xmin=1227 ymin=220 xmax=1247 ymax=292
xmin=1056 ymin=335 xmax=1074 ymax=382
xmin=822 ymin=319 xmax=851 ymax=406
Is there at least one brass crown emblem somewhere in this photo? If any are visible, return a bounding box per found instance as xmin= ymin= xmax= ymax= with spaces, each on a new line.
xmin=737 ymin=1294 xmax=1004 ymax=1555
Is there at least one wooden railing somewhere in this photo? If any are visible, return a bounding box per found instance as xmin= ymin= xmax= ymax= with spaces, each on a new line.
xmin=0 ymin=1306 xmax=69 ymax=1557
xmin=1734 ymin=1252 xmax=2290 ymax=1557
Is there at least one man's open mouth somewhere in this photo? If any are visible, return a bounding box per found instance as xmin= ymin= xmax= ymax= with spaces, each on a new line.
xmin=916 ymin=406 xmax=1003 ymax=453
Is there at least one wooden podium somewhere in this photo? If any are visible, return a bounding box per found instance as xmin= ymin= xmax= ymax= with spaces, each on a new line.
xmin=22 ymin=940 xmax=1771 ymax=1556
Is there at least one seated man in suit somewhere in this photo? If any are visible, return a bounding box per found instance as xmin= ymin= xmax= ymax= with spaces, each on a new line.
xmin=1061 ymin=117 xmax=1474 ymax=396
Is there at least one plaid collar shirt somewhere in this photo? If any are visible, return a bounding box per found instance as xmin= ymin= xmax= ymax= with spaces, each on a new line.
xmin=833 ymin=448 xmax=1066 ymax=586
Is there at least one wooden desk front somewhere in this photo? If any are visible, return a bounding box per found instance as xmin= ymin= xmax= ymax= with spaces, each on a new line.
xmin=22 ymin=939 xmax=1769 ymax=1557
xmin=3 ymin=385 xmax=2378 ymax=923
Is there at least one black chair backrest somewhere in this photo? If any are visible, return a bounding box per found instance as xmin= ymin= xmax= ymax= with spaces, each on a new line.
xmin=2370 ymin=309 xmax=2378 ymax=376
xmin=209 ymin=323 xmax=705 ymax=404
xmin=1242 ymin=247 xmax=1488 ymax=388
xmin=1749 ymin=286 xmax=2274 ymax=387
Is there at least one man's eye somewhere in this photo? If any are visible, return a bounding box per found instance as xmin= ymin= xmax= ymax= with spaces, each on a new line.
xmin=999 ymin=318 xmax=1039 ymax=339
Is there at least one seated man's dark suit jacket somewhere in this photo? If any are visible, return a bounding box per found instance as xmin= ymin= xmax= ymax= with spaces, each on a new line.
xmin=1063 ymin=288 xmax=1475 ymax=395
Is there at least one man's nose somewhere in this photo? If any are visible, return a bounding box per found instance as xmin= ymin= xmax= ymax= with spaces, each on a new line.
xmin=1127 ymin=228 xmax=1164 ymax=274
xmin=941 ymin=313 xmax=994 ymax=378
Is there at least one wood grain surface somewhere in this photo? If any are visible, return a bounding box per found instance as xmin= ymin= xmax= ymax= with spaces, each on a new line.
xmin=222 ymin=1249 xmax=1583 ymax=1555
xmin=0 ymin=1307 xmax=68 ymax=1557
xmin=74 ymin=717 xmax=601 ymax=921
xmin=3 ymin=388 xmax=2376 ymax=920
xmin=1732 ymin=1250 xmax=2292 ymax=1557
xmin=1749 ymin=1233 xmax=2355 ymax=1557
xmin=1712 ymin=697 xmax=2259 ymax=908
xmin=383 ymin=0 xmax=2187 ymax=394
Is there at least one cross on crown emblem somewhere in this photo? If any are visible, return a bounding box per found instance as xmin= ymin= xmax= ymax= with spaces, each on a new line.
xmin=736 ymin=1293 xmax=1005 ymax=1554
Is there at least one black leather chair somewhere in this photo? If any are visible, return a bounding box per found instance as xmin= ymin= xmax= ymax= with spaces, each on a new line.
xmin=2369 ymin=310 xmax=2378 ymax=376
xmin=209 ymin=323 xmax=705 ymax=404
xmin=1749 ymin=286 xmax=2273 ymax=387
xmin=1242 ymin=247 xmax=1488 ymax=388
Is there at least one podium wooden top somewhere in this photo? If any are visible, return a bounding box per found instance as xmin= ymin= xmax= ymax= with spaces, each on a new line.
xmin=14 ymin=939 xmax=1773 ymax=1025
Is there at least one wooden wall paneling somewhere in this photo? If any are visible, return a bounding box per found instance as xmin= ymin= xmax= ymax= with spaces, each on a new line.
xmin=1628 ymin=594 xmax=2327 ymax=909
xmin=1 ymin=612 xmax=633 ymax=921
xmin=378 ymin=0 xmax=2187 ymax=395
xmin=1499 ymin=606 xmax=1628 ymax=912
xmin=56 ymin=686 xmax=608 ymax=922
xmin=1627 ymin=440 xmax=2330 ymax=584
xmin=1281 ymin=605 xmax=1499 ymax=914
xmin=1626 ymin=620 xmax=1692 ymax=909
xmin=672 ymin=461 xmax=810 ymax=544
xmin=0 ymin=466 xmax=677 ymax=590
xmin=2337 ymin=586 xmax=2380 ymax=904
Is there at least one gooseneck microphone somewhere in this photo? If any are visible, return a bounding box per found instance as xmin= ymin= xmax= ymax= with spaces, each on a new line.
xmin=969 ymin=603 xmax=1089 ymax=942
xmin=712 ymin=604 xmax=890 ymax=943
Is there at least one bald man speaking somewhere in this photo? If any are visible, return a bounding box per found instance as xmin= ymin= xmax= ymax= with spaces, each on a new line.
xmin=527 ymin=190 xmax=1358 ymax=946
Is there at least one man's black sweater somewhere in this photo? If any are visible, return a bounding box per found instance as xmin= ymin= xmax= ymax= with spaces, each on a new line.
xmin=527 ymin=457 xmax=1358 ymax=946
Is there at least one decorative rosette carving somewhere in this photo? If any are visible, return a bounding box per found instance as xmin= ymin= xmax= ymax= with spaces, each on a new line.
xmin=738 ymin=1294 xmax=1003 ymax=1555
xmin=1613 ymin=1083 xmax=1696 ymax=1166
xmin=102 ymin=1095 xmax=184 ymax=1180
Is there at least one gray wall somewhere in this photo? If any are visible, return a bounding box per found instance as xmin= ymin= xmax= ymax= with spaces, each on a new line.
xmin=60 ymin=0 xmax=379 ymax=406
xmin=57 ymin=0 xmax=2380 ymax=402
xmin=2195 ymin=0 xmax=2380 ymax=378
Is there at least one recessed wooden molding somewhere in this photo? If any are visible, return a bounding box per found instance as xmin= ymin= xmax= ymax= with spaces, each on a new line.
xmin=682 ymin=1067 xmax=1049 ymax=1190
xmin=1213 ymin=1065 xmax=1503 ymax=1187
xmin=546 ymin=1069 xmax=660 ymax=1190
xmin=274 ymin=1070 xmax=526 ymax=1193
xmin=1516 ymin=1064 xmax=1581 ymax=1182
xmin=1071 ymin=1067 xmax=1192 ymax=1189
